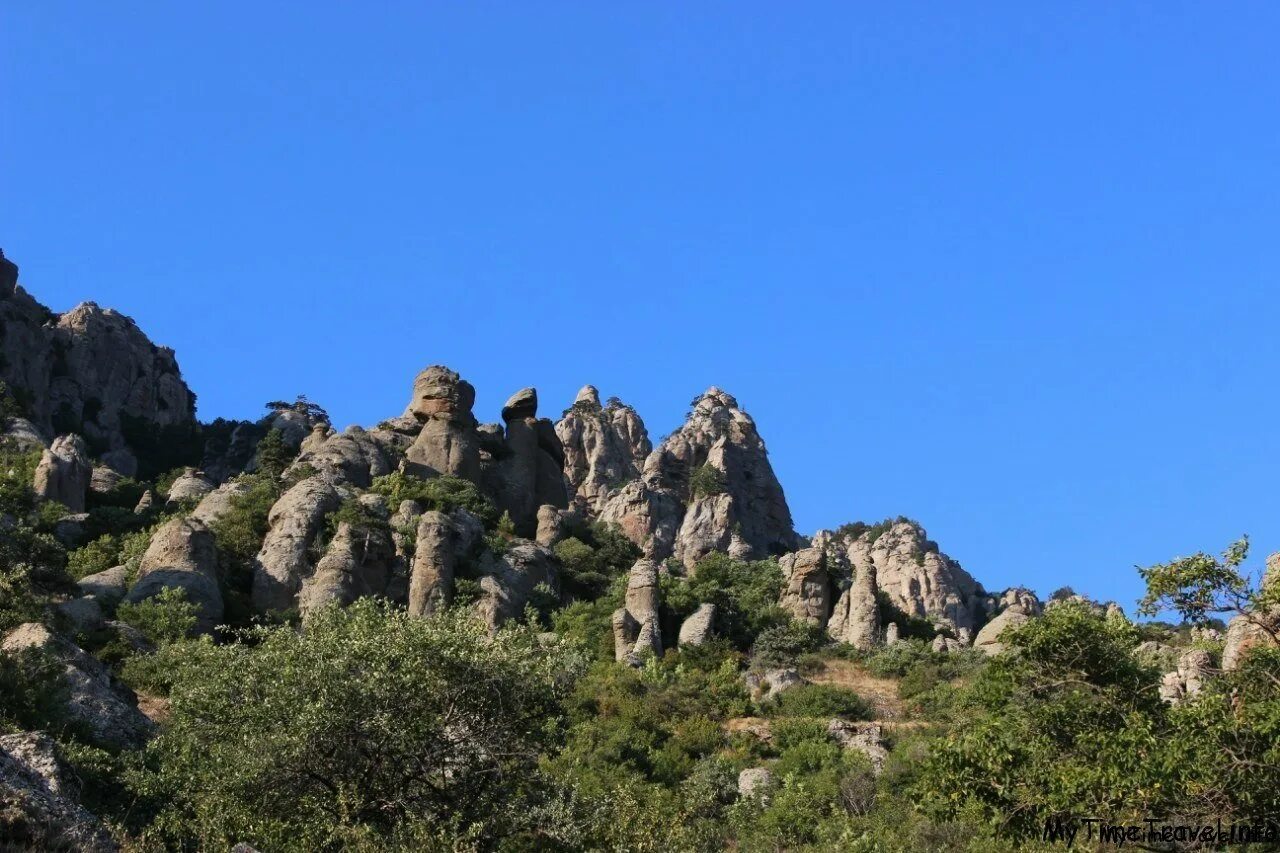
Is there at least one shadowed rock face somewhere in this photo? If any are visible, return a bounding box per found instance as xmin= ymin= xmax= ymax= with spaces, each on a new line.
xmin=33 ymin=434 xmax=92 ymax=512
xmin=127 ymin=516 xmax=223 ymax=635
xmin=403 ymin=366 xmax=482 ymax=483
xmin=487 ymin=388 xmax=569 ymax=536
xmin=0 ymin=731 xmax=118 ymax=852
xmin=1 ymin=256 xmax=194 ymax=471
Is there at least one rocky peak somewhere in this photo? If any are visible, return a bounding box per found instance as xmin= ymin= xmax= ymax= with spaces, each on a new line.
xmin=555 ymin=386 xmax=652 ymax=513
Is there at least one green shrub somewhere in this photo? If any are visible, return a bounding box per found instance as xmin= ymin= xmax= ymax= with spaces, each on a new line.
xmin=688 ymin=463 xmax=726 ymax=498
xmin=768 ymin=684 xmax=871 ymax=720
xmin=369 ymin=471 xmax=499 ymax=527
xmin=117 ymin=587 xmax=199 ymax=645
xmin=751 ymin=621 xmax=827 ymax=668
xmin=662 ymin=553 xmax=786 ymax=651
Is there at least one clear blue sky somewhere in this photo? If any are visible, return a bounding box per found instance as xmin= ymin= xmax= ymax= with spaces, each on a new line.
xmin=4 ymin=4 xmax=1278 ymax=610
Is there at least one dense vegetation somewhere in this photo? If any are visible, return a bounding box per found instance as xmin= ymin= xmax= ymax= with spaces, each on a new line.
xmin=2 ymin=432 xmax=1279 ymax=851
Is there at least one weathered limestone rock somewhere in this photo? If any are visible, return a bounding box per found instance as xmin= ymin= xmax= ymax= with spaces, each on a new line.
xmin=884 ymin=622 xmax=900 ymax=645
xmin=164 ymin=467 xmax=215 ymax=507
xmin=678 ymin=603 xmax=717 ymax=647
xmin=613 ymin=558 xmax=663 ymax=663
xmin=535 ymin=504 xmax=574 ymax=548
xmin=299 ymin=422 xmax=333 ymax=456
xmin=407 ymin=510 xmax=483 ymax=617
xmin=1222 ymin=553 xmax=1280 ymax=670
xmin=596 ymin=479 xmax=683 ymax=558
xmin=0 ymin=256 xmax=195 ymax=463
xmin=839 ymin=520 xmax=984 ymax=634
xmin=738 ymin=767 xmax=773 ymax=802
xmin=298 ymin=519 xmax=397 ymax=619
xmin=974 ymin=607 xmax=1031 ymax=655
xmin=2 ymin=417 xmax=46 ymax=450
xmin=778 ymin=546 xmax=831 ymax=627
xmin=76 ymin=565 xmax=130 ymax=610
xmin=745 ymin=667 xmax=803 ymax=701
xmin=251 ymin=475 xmax=342 ymax=612
xmin=554 ymin=387 xmax=652 ymax=512
xmin=134 ymin=489 xmax=154 ymax=513
xmin=188 ymin=479 xmax=252 ymax=526
xmin=56 ymin=597 xmax=104 ymax=633
xmin=32 ymin=435 xmax=91 ymax=512
xmin=673 ymin=492 xmax=742 ymax=570
xmin=294 ymin=426 xmax=395 ymax=488
xmin=828 ymin=564 xmax=880 ymax=650
xmin=827 ymin=721 xmax=890 ymax=774
xmin=403 ymin=366 xmax=482 ymax=483
xmin=126 ymin=516 xmax=223 ymax=635
xmin=993 ymin=587 xmax=1042 ymax=617
xmin=491 ymin=388 xmax=570 ymax=536
xmin=0 ymin=731 xmax=118 ymax=852
xmin=475 ymin=540 xmax=559 ymax=630
xmin=1 ymin=623 xmax=154 ymax=750
xmin=89 ymin=465 xmax=123 ymax=495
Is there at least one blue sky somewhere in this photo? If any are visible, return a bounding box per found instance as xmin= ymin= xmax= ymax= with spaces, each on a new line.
xmin=3 ymin=3 xmax=1278 ymax=610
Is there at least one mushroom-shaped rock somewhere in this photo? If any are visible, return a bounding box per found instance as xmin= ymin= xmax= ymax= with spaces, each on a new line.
xmin=501 ymin=387 xmax=538 ymax=422
xmin=164 ymin=468 xmax=215 ymax=507
xmin=403 ymin=366 xmax=482 ymax=483
xmin=33 ymin=435 xmax=91 ymax=512
xmin=613 ymin=558 xmax=663 ymax=663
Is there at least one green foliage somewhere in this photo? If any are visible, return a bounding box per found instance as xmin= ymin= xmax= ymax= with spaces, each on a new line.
xmin=688 ymin=463 xmax=727 ymax=498
xmin=66 ymin=534 xmax=123 ymax=580
xmin=253 ymin=427 xmax=295 ymax=480
xmin=0 ymin=565 xmax=44 ymax=633
xmin=208 ymin=473 xmax=279 ymax=626
xmin=662 ymin=553 xmax=786 ymax=651
xmin=117 ymin=587 xmax=199 ymax=645
xmin=1139 ymin=536 xmax=1279 ymax=630
xmin=0 ymin=646 xmax=69 ymax=735
xmin=553 ymin=524 xmax=641 ymax=602
xmin=369 ymin=471 xmax=499 ymax=527
xmin=750 ymin=620 xmax=827 ymax=668
xmin=0 ymin=379 xmax=31 ymax=420
xmin=767 ymin=684 xmax=872 ymax=720
xmin=134 ymin=600 xmax=586 ymax=851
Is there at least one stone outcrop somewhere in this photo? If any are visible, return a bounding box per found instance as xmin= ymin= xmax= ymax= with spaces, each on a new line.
xmin=489 ymin=388 xmax=569 ymax=535
xmin=403 ymin=366 xmax=482 ymax=483
xmin=974 ymin=607 xmax=1031 ymax=655
xmin=293 ymin=425 xmax=397 ymax=488
xmin=596 ymin=480 xmax=682 ymax=558
xmin=298 ymin=515 xmax=397 ymax=619
xmin=738 ymin=767 xmax=773 ymax=802
xmin=827 ymin=720 xmax=890 ymax=774
xmin=836 ymin=520 xmax=984 ymax=634
xmin=475 ymin=540 xmax=559 ymax=630
xmin=554 ymin=386 xmax=652 ymax=512
xmin=678 ymin=603 xmax=716 ymax=647
xmin=188 ymin=479 xmax=252 ymax=526
xmin=0 ymin=731 xmax=118 ymax=852
xmin=1221 ymin=553 xmax=1280 ymax=671
xmin=828 ymin=563 xmax=881 ymax=650
xmin=1 ymin=623 xmax=154 ymax=750
xmin=778 ymin=546 xmax=832 ymax=627
xmin=126 ymin=516 xmax=223 ymax=635
xmin=2 ymin=417 xmax=47 ymax=450
xmin=77 ymin=565 xmax=130 ymax=611
xmin=0 ymin=255 xmax=195 ymax=470
xmin=1159 ymin=648 xmax=1213 ymax=704
xmin=993 ymin=587 xmax=1042 ymax=617
xmin=407 ymin=509 xmax=482 ymax=617
xmin=251 ymin=475 xmax=342 ymax=612
xmin=164 ymin=467 xmax=215 ymax=507
xmin=744 ymin=667 xmax=803 ymax=701
xmin=613 ymin=558 xmax=663 ymax=664
xmin=32 ymin=434 xmax=91 ymax=512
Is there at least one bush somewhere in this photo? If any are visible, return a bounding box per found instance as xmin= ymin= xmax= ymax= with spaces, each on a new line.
xmin=750 ymin=621 xmax=826 ymax=668
xmin=116 ymin=587 xmax=199 ymax=645
xmin=689 ymin=464 xmax=726 ymax=498
xmin=134 ymin=600 xmax=586 ymax=851
xmin=662 ymin=553 xmax=786 ymax=651
xmin=768 ymin=684 xmax=872 ymax=720
xmin=369 ymin=471 xmax=499 ymax=527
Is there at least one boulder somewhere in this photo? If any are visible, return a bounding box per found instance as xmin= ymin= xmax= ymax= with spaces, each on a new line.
xmin=974 ymin=607 xmax=1031 ymax=655
xmin=828 ymin=564 xmax=880 ymax=650
xmin=56 ymin=597 xmax=104 ymax=633
xmin=32 ymin=434 xmax=91 ymax=512
xmin=406 ymin=510 xmax=485 ymax=617
xmin=475 ymin=540 xmax=559 ymax=630
xmin=251 ymin=475 xmax=342 ymax=612
xmin=778 ymin=546 xmax=831 ymax=627
xmin=164 ymin=467 xmax=214 ymax=507
xmin=745 ymin=667 xmax=802 ymax=701
xmin=596 ymin=479 xmax=683 ymax=559
xmin=737 ymin=767 xmax=773 ymax=803
xmin=0 ymin=731 xmax=117 ymax=852
xmin=76 ymin=565 xmax=130 ymax=610
xmin=678 ymin=603 xmax=716 ymax=647
xmin=298 ymin=519 xmax=397 ymax=619
xmin=188 ymin=479 xmax=253 ymax=526
xmin=126 ymin=516 xmax=223 ymax=635
xmin=1 ymin=623 xmax=154 ymax=750
xmin=1 ymin=417 xmax=46 ymax=450
xmin=89 ymin=465 xmax=123 ymax=495
xmin=827 ymin=720 xmax=890 ymax=774
xmin=403 ymin=366 xmax=482 ymax=483
xmin=612 ymin=558 xmax=664 ymax=663
xmin=293 ymin=425 xmax=395 ymax=488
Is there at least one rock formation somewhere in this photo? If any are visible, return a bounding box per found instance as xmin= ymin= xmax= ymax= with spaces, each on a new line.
xmin=164 ymin=467 xmax=215 ymax=507
xmin=0 ymin=254 xmax=195 ymax=473
xmin=407 ymin=509 xmax=483 ymax=617
xmin=403 ymin=366 xmax=482 ymax=482
xmin=678 ymin=603 xmax=717 ymax=647
xmin=778 ymin=546 xmax=832 ymax=627
xmin=490 ymin=388 xmax=569 ymax=535
xmin=555 ymin=386 xmax=652 ymax=512
xmin=251 ymin=475 xmax=342 ymax=612
xmin=475 ymin=540 xmax=559 ymax=630
xmin=974 ymin=606 xmax=1031 ymax=655
xmin=613 ymin=558 xmax=663 ymax=663
xmin=299 ymin=512 xmax=398 ymax=620
xmin=1221 ymin=553 xmax=1280 ymax=671
xmin=835 ymin=520 xmax=985 ymax=634
xmin=126 ymin=516 xmax=223 ymax=635
xmin=828 ymin=563 xmax=881 ymax=650
xmin=32 ymin=434 xmax=91 ymax=512
xmin=0 ymin=731 xmax=118 ymax=852
xmin=1 ymin=623 xmax=154 ymax=750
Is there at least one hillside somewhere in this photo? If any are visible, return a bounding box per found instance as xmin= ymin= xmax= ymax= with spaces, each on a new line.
xmin=1 ymin=254 xmax=1278 ymax=851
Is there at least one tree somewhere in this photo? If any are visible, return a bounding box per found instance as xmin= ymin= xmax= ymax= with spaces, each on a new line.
xmin=1138 ymin=536 xmax=1279 ymax=645
xmin=135 ymin=600 xmax=587 ymax=850
xmin=264 ymin=394 xmax=330 ymax=424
